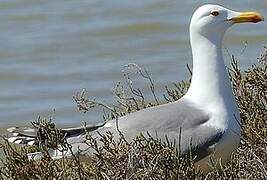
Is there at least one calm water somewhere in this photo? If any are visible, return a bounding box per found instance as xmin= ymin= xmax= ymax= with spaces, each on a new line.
xmin=0 ymin=0 xmax=266 ymax=128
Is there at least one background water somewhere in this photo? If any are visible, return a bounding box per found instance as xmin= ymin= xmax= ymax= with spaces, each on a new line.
xmin=0 ymin=0 xmax=266 ymax=128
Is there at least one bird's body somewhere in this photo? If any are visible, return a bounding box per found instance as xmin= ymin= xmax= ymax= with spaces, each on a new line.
xmin=85 ymin=98 xmax=223 ymax=162
xmin=7 ymin=4 xmax=263 ymax=172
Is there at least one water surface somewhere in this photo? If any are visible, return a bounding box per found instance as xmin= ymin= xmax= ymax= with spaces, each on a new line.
xmin=0 ymin=0 xmax=266 ymax=128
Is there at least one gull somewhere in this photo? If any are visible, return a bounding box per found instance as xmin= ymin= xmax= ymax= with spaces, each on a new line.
xmin=7 ymin=4 xmax=263 ymax=171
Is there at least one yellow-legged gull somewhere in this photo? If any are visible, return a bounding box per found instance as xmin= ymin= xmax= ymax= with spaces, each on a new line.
xmin=7 ymin=4 xmax=264 ymax=171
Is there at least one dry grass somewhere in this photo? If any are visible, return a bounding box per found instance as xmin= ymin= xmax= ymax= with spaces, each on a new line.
xmin=0 ymin=47 xmax=266 ymax=179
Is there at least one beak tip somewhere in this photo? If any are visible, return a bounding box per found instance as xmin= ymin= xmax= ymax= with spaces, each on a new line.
xmin=255 ymin=14 xmax=264 ymax=23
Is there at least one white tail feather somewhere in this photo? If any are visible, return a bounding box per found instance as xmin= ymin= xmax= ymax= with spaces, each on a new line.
xmin=7 ymin=137 xmax=19 ymax=143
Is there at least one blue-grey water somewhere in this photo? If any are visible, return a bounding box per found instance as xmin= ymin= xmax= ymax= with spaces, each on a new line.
xmin=0 ymin=0 xmax=266 ymax=128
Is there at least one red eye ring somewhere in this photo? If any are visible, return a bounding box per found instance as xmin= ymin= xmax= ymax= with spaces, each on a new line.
xmin=211 ymin=11 xmax=219 ymax=16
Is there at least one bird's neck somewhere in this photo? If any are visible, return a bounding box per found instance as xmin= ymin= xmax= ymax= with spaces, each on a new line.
xmin=185 ymin=32 xmax=238 ymax=118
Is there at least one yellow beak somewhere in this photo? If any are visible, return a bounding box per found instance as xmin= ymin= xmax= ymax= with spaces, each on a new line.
xmin=230 ymin=12 xmax=264 ymax=23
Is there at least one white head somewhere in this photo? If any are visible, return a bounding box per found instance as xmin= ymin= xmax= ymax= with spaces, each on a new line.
xmin=190 ymin=4 xmax=264 ymax=40
xmin=185 ymin=4 xmax=264 ymax=119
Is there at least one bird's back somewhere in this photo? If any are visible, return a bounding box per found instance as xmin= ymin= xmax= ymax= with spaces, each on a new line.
xmin=89 ymin=98 xmax=223 ymax=159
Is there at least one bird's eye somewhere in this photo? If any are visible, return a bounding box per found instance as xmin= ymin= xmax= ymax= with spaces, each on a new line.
xmin=211 ymin=11 xmax=219 ymax=16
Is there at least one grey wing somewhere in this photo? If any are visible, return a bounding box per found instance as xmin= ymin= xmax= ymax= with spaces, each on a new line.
xmin=95 ymin=99 xmax=211 ymax=139
xmin=178 ymin=126 xmax=223 ymax=161
xmin=92 ymin=99 xmax=224 ymax=160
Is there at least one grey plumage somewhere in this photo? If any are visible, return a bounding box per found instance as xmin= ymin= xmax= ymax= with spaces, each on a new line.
xmin=86 ymin=98 xmax=224 ymax=160
xmin=8 ymin=98 xmax=224 ymax=162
